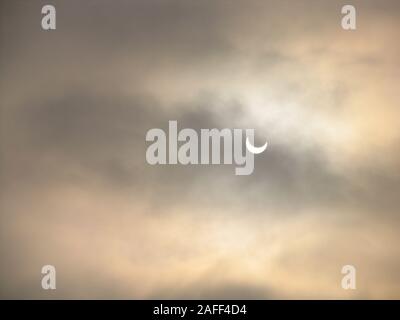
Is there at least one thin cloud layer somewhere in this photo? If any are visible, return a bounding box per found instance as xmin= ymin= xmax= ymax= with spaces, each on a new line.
xmin=1 ymin=0 xmax=400 ymax=298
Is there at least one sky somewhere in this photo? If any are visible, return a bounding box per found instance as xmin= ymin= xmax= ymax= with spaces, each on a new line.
xmin=1 ymin=0 xmax=400 ymax=299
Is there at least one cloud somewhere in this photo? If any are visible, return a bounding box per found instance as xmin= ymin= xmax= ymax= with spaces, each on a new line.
xmin=1 ymin=0 xmax=400 ymax=298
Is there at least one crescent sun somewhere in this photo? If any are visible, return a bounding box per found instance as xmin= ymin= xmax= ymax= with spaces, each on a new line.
xmin=246 ymin=137 xmax=268 ymax=154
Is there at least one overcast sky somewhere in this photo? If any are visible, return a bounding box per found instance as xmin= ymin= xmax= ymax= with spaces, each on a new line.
xmin=1 ymin=0 xmax=400 ymax=298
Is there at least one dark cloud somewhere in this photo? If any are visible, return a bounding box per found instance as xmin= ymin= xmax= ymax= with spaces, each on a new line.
xmin=3 ymin=85 xmax=400 ymax=214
